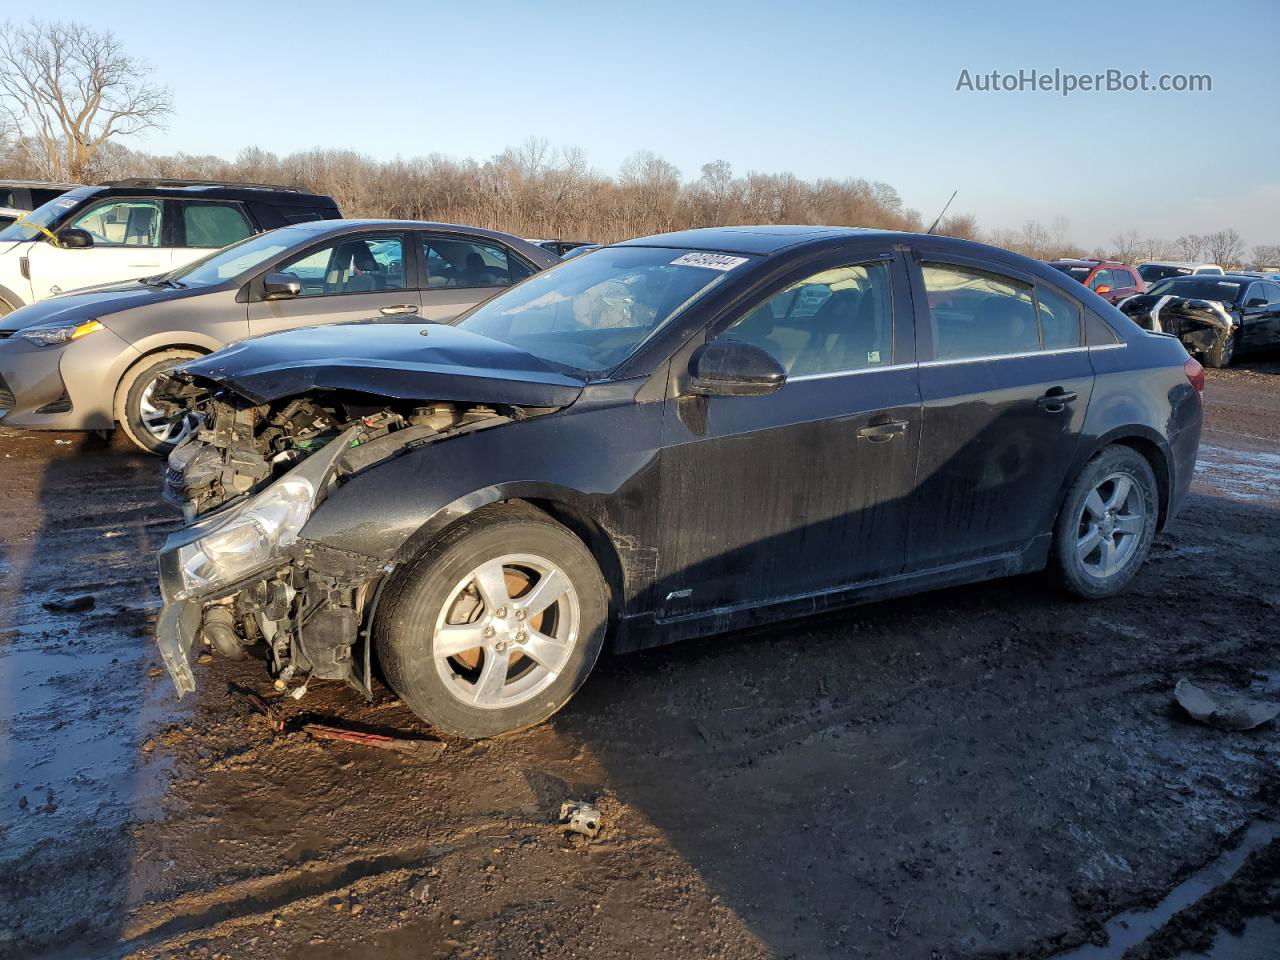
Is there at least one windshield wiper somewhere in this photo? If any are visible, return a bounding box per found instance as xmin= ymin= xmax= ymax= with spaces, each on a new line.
xmin=139 ymin=275 xmax=186 ymax=289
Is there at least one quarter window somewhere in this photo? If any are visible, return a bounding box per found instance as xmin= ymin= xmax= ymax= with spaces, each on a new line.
xmin=1036 ymin=286 xmax=1082 ymax=349
xmin=69 ymin=200 xmax=163 ymax=247
xmin=422 ymin=236 xmax=534 ymax=289
xmin=275 ymin=235 xmax=407 ymax=297
xmin=183 ymin=202 xmax=254 ymax=248
xmin=921 ymin=263 xmax=1039 ymax=359
xmin=719 ymin=262 xmax=894 ymax=376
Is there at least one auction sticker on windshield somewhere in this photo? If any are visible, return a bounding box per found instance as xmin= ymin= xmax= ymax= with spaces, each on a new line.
xmin=670 ymin=252 xmax=750 ymax=271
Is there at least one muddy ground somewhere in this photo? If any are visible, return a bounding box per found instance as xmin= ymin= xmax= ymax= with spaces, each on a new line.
xmin=1 ymin=361 xmax=1278 ymax=960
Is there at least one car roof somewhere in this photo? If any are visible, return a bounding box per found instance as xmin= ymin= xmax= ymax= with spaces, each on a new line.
xmin=273 ymin=219 xmax=559 ymax=263
xmin=80 ymin=181 xmax=333 ymax=206
xmin=617 ymin=225 xmax=901 ymax=256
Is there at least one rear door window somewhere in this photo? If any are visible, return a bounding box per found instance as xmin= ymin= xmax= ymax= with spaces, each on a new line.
xmin=1036 ymin=285 xmax=1082 ymax=349
xmin=183 ymin=202 xmax=254 ymax=248
xmin=921 ymin=262 xmax=1039 ymax=359
xmin=421 ymin=235 xmax=535 ymax=289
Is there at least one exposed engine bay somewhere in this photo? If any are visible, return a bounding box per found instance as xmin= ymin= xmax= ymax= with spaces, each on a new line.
xmin=153 ymin=374 xmax=559 ymax=698
xmin=158 ymin=379 xmax=533 ymax=518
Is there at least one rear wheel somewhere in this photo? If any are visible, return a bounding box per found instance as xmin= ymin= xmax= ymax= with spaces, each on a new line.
xmin=376 ymin=504 xmax=608 ymax=739
xmin=1051 ymin=446 xmax=1158 ymax=599
xmin=114 ymin=350 xmax=202 ymax=455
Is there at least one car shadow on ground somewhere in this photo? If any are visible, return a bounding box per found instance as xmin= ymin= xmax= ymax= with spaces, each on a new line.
xmin=550 ymin=488 xmax=1280 ymax=957
xmin=0 ymin=430 xmax=182 ymax=958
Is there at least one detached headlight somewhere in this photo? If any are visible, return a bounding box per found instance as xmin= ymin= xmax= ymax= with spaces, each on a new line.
xmin=20 ymin=319 xmax=104 ymax=347
xmin=176 ymin=476 xmax=314 ymax=596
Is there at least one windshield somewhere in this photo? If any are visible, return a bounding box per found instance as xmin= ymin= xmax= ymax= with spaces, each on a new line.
xmin=0 ymin=189 xmax=91 ymax=242
xmin=1051 ymin=264 xmax=1092 ymax=281
xmin=1139 ymin=264 xmax=1190 ymax=283
xmin=169 ymin=228 xmax=301 ymax=287
xmin=1147 ymin=277 xmax=1244 ymax=302
xmin=455 ymin=246 xmax=750 ymax=375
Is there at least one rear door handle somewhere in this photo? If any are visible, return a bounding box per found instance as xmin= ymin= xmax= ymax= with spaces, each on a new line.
xmin=380 ymin=304 xmax=420 ymax=316
xmin=857 ymin=419 xmax=909 ymax=442
xmin=1037 ymin=390 xmax=1078 ymax=412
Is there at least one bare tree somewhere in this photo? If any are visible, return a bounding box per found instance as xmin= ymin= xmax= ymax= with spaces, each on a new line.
xmin=1110 ymin=229 xmax=1143 ymax=264
xmin=1251 ymin=244 xmax=1279 ymax=270
xmin=1174 ymin=234 xmax=1204 ymax=262
xmin=1204 ymin=229 xmax=1244 ymax=269
xmin=0 ymin=19 xmax=172 ymax=181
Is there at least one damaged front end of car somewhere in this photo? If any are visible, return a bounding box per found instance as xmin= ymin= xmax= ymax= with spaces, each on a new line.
xmin=1119 ymin=294 xmax=1238 ymax=358
xmin=151 ymin=325 xmax=582 ymax=701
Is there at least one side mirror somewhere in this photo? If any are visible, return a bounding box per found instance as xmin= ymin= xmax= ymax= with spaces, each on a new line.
xmin=1245 ymin=297 xmax=1268 ymax=309
xmin=1094 ymin=284 xmax=1112 ymax=296
xmin=58 ymin=228 xmax=93 ymax=249
xmin=262 ymin=272 xmax=301 ymax=300
xmin=688 ymin=340 xmax=786 ymax=397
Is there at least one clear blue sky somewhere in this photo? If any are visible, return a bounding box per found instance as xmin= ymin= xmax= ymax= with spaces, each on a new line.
xmin=30 ymin=0 xmax=1280 ymax=250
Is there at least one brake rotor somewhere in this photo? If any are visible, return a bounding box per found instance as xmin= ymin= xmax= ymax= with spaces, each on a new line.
xmin=447 ymin=567 xmax=544 ymax=671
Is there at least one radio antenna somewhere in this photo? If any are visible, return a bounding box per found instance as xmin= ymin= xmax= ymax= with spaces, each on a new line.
xmin=926 ymin=190 xmax=958 ymax=235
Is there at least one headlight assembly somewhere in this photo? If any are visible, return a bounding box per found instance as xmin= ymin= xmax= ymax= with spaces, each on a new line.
xmin=20 ymin=319 xmax=104 ymax=347
xmin=175 ymin=476 xmax=314 ymax=597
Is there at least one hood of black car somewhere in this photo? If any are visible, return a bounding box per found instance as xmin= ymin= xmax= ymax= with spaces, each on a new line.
xmin=0 ymin=280 xmax=189 ymax=332
xmin=174 ymin=320 xmax=586 ymax=407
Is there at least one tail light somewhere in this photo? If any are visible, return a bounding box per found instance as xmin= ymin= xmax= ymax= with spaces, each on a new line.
xmin=1184 ymin=356 xmax=1204 ymax=394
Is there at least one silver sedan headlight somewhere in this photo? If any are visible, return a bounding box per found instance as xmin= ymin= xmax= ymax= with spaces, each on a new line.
xmin=175 ymin=476 xmax=314 ymax=597
xmin=20 ymin=318 xmax=104 ymax=346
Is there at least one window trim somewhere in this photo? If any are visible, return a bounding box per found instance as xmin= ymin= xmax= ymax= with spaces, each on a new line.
xmin=246 ymin=229 xmax=412 ymax=303
xmin=417 ymin=230 xmax=538 ymax=292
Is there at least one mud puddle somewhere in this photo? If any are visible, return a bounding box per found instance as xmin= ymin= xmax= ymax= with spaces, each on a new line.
xmin=1054 ymin=820 xmax=1280 ymax=959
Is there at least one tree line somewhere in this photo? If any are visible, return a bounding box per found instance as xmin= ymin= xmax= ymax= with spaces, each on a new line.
xmin=0 ymin=19 xmax=1274 ymax=269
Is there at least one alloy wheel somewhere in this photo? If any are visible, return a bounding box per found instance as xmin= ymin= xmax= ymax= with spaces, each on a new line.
xmin=433 ymin=553 xmax=580 ymax=709
xmin=1075 ymin=472 xmax=1146 ymax=579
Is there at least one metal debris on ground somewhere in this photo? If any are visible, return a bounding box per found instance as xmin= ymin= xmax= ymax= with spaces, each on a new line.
xmin=302 ymin=723 xmax=446 ymax=757
xmin=1174 ymin=679 xmax=1280 ymax=731
xmin=558 ymin=800 xmax=603 ymax=840
xmin=41 ymin=595 xmax=95 ymax=613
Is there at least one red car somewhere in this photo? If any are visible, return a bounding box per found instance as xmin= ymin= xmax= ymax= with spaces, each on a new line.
xmin=1048 ymin=259 xmax=1145 ymax=304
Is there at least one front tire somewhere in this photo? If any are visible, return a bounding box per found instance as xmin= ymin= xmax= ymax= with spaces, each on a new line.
xmin=113 ymin=350 xmax=202 ymax=454
xmin=1202 ymin=327 xmax=1238 ymax=369
xmin=376 ymin=504 xmax=608 ymax=739
xmin=1051 ymin=445 xmax=1158 ymax=599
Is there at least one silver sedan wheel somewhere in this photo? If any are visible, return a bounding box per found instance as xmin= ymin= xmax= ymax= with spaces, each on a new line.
xmin=1076 ymin=472 xmax=1146 ymax=579
xmin=433 ymin=553 xmax=580 ymax=710
xmin=138 ymin=378 xmax=197 ymax=446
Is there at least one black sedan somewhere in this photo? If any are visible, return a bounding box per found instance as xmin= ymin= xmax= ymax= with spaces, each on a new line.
xmin=154 ymin=227 xmax=1203 ymax=738
xmin=1119 ymin=274 xmax=1280 ymax=367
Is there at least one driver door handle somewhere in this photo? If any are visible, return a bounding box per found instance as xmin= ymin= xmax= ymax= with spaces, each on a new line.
xmin=1037 ymin=389 xmax=1078 ymax=412
xmin=380 ymin=304 xmax=419 ymax=316
xmin=857 ymin=419 xmax=909 ymax=442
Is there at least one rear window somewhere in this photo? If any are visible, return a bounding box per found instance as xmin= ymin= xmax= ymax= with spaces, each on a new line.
xmin=1051 ymin=263 xmax=1092 ymax=282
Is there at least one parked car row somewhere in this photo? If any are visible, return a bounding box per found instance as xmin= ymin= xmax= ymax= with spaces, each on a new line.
xmin=0 ymin=183 xmax=560 ymax=452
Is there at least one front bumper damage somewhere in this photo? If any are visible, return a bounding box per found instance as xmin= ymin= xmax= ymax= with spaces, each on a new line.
xmin=1120 ymin=294 xmax=1237 ymax=358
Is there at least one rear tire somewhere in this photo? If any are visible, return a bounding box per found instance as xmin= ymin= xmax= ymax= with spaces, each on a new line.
xmin=114 ymin=350 xmax=202 ymax=455
xmin=1051 ymin=446 xmax=1158 ymax=599
xmin=1201 ymin=328 xmax=1238 ymax=369
xmin=376 ymin=504 xmax=608 ymax=739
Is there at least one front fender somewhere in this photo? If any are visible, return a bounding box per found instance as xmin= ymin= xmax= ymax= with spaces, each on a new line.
xmin=299 ymin=398 xmax=664 ymax=609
